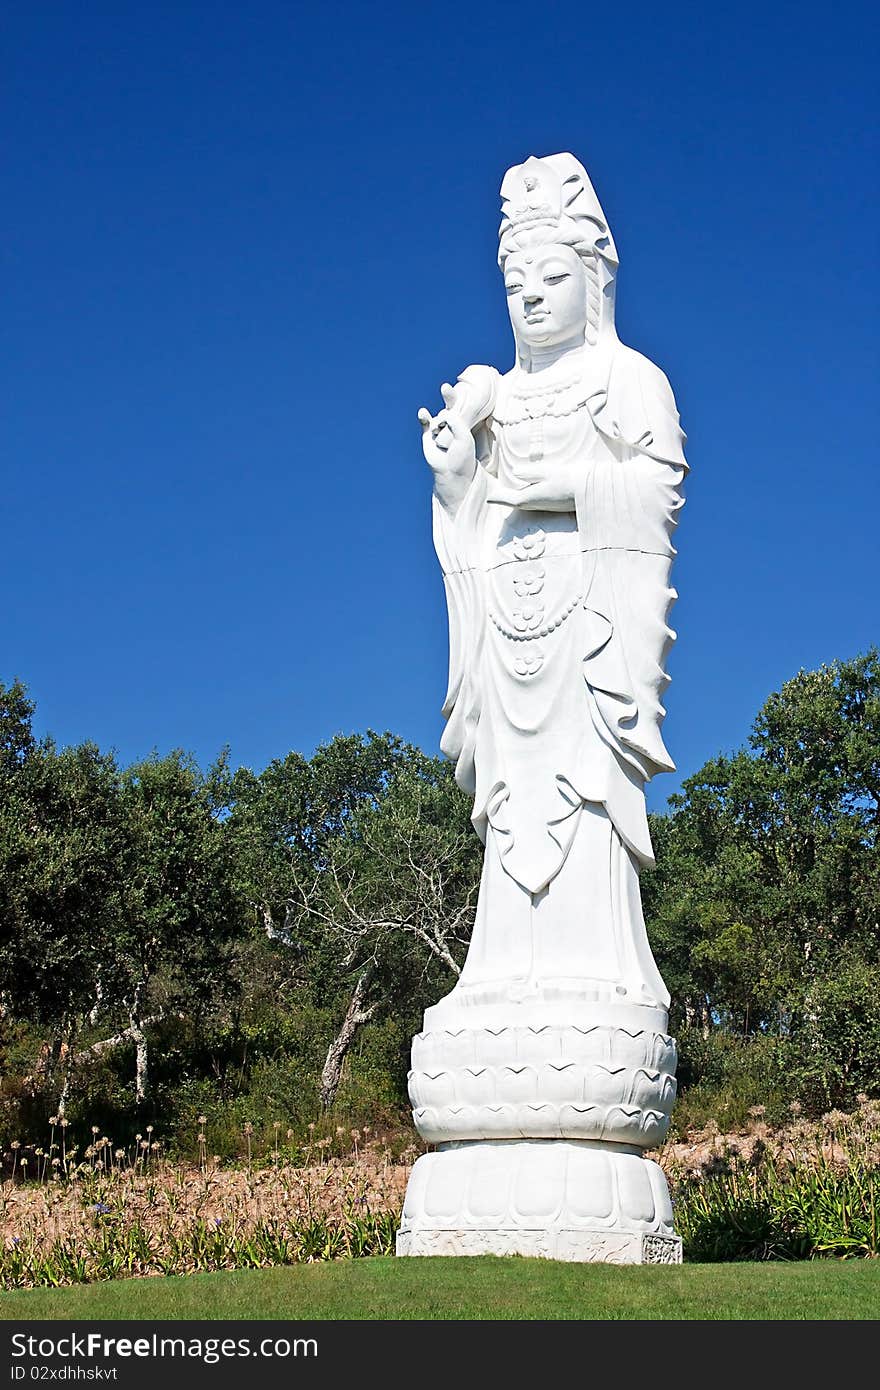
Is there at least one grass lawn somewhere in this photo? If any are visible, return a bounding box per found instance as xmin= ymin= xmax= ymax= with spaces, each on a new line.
xmin=1 ymin=1257 xmax=878 ymax=1320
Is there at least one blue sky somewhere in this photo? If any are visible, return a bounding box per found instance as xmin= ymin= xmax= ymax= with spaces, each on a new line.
xmin=3 ymin=1 xmax=877 ymax=811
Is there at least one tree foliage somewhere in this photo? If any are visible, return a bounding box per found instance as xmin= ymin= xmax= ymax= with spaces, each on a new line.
xmin=0 ymin=651 xmax=878 ymax=1138
xmin=645 ymin=649 xmax=880 ymax=1108
xmin=0 ymin=689 xmax=243 ymax=1109
xmin=226 ymin=733 xmax=478 ymax=1106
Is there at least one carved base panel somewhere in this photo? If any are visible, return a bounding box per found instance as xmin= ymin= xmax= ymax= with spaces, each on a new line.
xmin=397 ymin=1139 xmax=680 ymax=1265
xmin=409 ymin=1012 xmax=677 ymax=1147
xmin=396 ymin=1228 xmax=682 ymax=1264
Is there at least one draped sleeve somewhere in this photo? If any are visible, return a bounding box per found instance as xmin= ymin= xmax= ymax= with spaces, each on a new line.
xmin=576 ymin=346 xmax=687 ymax=860
xmin=430 ymin=404 xmax=496 ymax=810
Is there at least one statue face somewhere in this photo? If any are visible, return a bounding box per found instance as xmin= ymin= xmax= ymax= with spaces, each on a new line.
xmin=503 ymin=244 xmax=586 ymax=352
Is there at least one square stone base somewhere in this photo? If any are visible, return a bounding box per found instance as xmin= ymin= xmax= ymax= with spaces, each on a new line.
xmin=396 ymin=1228 xmax=682 ymax=1264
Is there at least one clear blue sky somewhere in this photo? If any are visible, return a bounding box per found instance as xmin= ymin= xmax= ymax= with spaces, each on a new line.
xmin=3 ymin=1 xmax=877 ymax=810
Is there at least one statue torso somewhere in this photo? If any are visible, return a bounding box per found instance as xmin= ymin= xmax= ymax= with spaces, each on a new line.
xmin=480 ymin=363 xmax=610 ymax=662
xmin=492 ymin=363 xmax=601 ymax=494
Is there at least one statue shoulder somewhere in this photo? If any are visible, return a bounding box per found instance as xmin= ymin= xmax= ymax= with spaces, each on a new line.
xmin=608 ymin=343 xmax=678 ymax=411
xmin=607 ymin=343 xmax=687 ymax=467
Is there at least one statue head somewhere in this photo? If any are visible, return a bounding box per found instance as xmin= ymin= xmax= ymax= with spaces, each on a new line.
xmin=498 ymin=154 xmax=618 ymax=361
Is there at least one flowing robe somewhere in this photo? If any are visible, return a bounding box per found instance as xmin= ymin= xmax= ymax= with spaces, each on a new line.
xmin=433 ymin=340 xmax=687 ymax=1009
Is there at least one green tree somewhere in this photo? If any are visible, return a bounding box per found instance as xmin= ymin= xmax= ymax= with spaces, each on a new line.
xmin=0 ymin=678 xmax=37 ymax=775
xmin=646 ymin=649 xmax=880 ymax=1104
xmin=0 ymin=684 xmax=123 ymax=1107
xmin=100 ymin=750 xmax=245 ymax=1103
xmin=227 ymin=732 xmax=480 ymax=1109
xmin=300 ymin=757 xmax=479 ymax=1108
xmin=0 ymin=682 xmax=245 ymax=1111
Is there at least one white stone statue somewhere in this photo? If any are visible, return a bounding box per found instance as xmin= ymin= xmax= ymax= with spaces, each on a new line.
xmin=397 ymin=154 xmax=687 ymax=1264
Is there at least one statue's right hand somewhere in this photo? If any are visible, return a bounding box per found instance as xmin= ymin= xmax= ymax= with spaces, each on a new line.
xmin=418 ymin=383 xmax=477 ymax=483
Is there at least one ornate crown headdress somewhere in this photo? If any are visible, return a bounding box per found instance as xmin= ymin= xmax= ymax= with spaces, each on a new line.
xmin=497 ymin=153 xmax=618 ymax=272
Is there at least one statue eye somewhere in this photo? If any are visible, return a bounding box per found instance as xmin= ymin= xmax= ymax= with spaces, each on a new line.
xmin=544 ymin=272 xmax=570 ymax=285
xmin=505 ymin=281 xmax=523 ymax=294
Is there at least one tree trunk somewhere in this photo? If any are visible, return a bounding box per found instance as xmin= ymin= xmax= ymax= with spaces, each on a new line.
xmin=319 ymin=969 xmax=377 ymax=1111
xmin=70 ymin=1014 xmax=165 ymax=1065
xmin=700 ymin=997 xmax=711 ymax=1039
xmin=56 ymin=1031 xmax=73 ymax=1119
xmin=802 ymin=940 xmax=823 ymax=1051
xmin=128 ymin=984 xmax=148 ymax=1104
xmin=132 ymin=1022 xmax=148 ymax=1105
xmin=88 ymin=977 xmax=104 ymax=1028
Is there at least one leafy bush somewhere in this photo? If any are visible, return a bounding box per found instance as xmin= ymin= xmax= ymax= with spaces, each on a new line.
xmin=672 ymin=1103 xmax=880 ymax=1260
xmin=669 ymin=1030 xmax=802 ymax=1135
